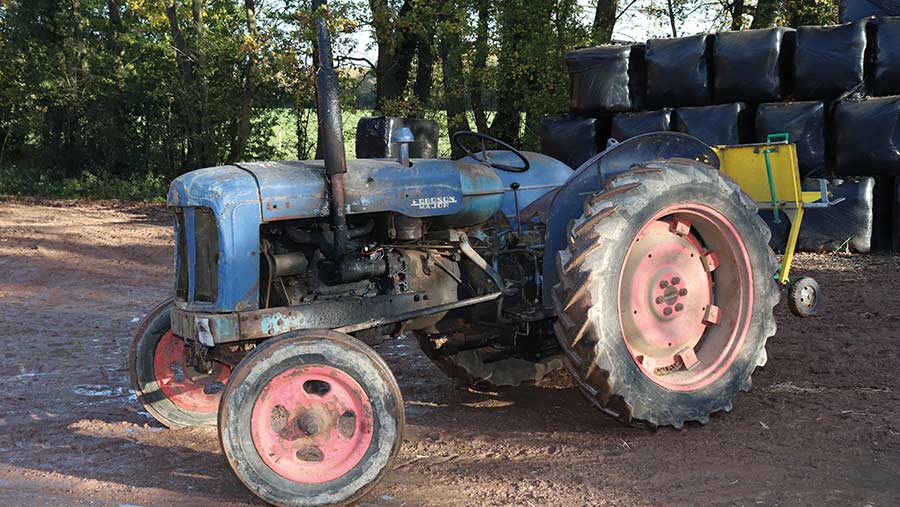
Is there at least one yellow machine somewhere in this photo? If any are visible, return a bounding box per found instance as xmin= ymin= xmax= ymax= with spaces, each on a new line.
xmin=713 ymin=133 xmax=842 ymax=317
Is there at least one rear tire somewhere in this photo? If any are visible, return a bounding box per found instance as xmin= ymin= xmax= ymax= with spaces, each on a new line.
xmin=218 ymin=330 xmax=403 ymax=507
xmin=552 ymin=160 xmax=779 ymax=428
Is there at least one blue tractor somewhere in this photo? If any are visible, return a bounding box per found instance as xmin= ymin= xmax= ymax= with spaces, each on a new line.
xmin=129 ymin=4 xmax=779 ymax=506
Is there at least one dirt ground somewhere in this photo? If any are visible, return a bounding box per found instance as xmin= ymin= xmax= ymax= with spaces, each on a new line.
xmin=1 ymin=198 xmax=899 ymax=507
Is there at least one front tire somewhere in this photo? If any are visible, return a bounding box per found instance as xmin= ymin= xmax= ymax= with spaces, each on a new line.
xmin=129 ymin=299 xmax=231 ymax=428
xmin=552 ymin=160 xmax=780 ymax=428
xmin=218 ymin=330 xmax=404 ymax=507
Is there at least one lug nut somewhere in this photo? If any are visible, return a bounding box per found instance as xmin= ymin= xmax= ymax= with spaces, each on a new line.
xmin=663 ymin=307 xmax=673 ymax=316
xmin=671 ymin=277 xmax=680 ymax=285
xmin=679 ymin=288 xmax=688 ymax=296
xmin=656 ymin=296 xmax=664 ymax=304
xmin=659 ymin=280 xmax=669 ymax=289
xmin=675 ymin=303 xmax=684 ymax=312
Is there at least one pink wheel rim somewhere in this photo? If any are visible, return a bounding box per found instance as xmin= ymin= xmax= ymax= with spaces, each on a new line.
xmin=153 ymin=331 xmax=230 ymax=413
xmin=250 ymin=365 xmax=374 ymax=484
xmin=618 ymin=204 xmax=754 ymax=391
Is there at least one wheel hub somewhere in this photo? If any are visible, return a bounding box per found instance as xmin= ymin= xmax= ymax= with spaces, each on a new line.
xmin=621 ymin=220 xmax=713 ymax=367
xmin=153 ymin=331 xmax=230 ymax=413
xmin=250 ymin=365 xmax=374 ymax=484
xmin=618 ymin=205 xmax=754 ymax=391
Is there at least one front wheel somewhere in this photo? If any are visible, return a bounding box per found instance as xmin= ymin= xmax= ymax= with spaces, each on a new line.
xmin=218 ymin=330 xmax=404 ymax=507
xmin=129 ymin=299 xmax=231 ymax=428
xmin=552 ymin=160 xmax=780 ymax=428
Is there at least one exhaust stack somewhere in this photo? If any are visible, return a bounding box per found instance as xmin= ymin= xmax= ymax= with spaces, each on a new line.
xmin=313 ymin=0 xmax=349 ymax=256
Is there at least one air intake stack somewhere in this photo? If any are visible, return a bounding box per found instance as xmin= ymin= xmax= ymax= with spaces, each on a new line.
xmin=313 ymin=0 xmax=349 ymax=257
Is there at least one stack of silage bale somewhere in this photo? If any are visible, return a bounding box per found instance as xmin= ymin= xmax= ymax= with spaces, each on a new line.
xmin=539 ymin=15 xmax=900 ymax=253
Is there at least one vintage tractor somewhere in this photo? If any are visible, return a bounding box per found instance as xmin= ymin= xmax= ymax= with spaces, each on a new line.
xmin=129 ymin=4 xmax=783 ymax=506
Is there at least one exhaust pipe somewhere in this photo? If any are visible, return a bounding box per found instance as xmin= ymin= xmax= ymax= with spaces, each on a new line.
xmin=313 ymin=0 xmax=349 ymax=257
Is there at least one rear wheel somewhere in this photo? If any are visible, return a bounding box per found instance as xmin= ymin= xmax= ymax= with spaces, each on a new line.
xmin=218 ymin=330 xmax=403 ymax=507
xmin=129 ymin=299 xmax=231 ymax=428
xmin=552 ymin=160 xmax=779 ymax=428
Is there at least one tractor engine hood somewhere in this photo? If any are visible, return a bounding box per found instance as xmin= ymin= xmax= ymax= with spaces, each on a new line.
xmin=168 ymin=158 xmax=507 ymax=228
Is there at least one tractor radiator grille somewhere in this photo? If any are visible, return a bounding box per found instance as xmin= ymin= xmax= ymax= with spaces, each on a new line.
xmin=174 ymin=211 xmax=189 ymax=301
xmin=173 ymin=208 xmax=219 ymax=304
xmin=193 ymin=208 xmax=219 ymax=303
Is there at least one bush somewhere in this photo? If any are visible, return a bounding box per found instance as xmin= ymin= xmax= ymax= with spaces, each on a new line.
xmin=0 ymin=166 xmax=167 ymax=202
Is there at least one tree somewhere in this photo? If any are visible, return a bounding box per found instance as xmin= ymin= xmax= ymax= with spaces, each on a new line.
xmin=437 ymin=0 xmax=470 ymax=157
xmin=228 ymin=0 xmax=260 ymax=163
xmin=593 ymin=0 xmax=619 ymax=43
xmin=750 ymin=0 xmax=778 ymax=28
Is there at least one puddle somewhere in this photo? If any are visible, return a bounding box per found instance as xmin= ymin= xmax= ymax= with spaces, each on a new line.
xmin=72 ymin=384 xmax=129 ymax=398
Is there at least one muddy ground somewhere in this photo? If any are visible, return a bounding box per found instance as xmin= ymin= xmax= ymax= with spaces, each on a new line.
xmin=0 ymin=199 xmax=898 ymax=507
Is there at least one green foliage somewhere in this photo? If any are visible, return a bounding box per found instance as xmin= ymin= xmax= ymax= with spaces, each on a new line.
xmin=0 ymin=166 xmax=167 ymax=201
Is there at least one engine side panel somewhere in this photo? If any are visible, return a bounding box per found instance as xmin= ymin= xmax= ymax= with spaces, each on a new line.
xmin=237 ymin=159 xmax=505 ymax=224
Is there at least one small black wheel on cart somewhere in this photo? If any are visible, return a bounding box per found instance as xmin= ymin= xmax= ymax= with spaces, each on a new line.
xmin=788 ymin=276 xmax=821 ymax=317
xmin=218 ymin=330 xmax=404 ymax=507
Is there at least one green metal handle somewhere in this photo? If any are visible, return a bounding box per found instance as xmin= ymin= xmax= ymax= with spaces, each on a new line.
xmin=767 ymin=133 xmax=789 ymax=144
xmin=762 ymin=148 xmax=780 ymax=223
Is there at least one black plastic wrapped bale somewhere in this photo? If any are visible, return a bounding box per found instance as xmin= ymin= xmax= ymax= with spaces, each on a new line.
xmin=759 ymin=210 xmax=792 ymax=253
xmin=646 ymin=34 xmax=712 ymax=108
xmin=538 ymin=114 xmax=602 ymax=169
xmin=840 ymin=0 xmax=900 ymax=23
xmin=833 ymin=96 xmax=900 ymax=176
xmin=798 ymin=178 xmax=874 ymax=253
xmin=761 ymin=178 xmax=874 ymax=253
xmin=793 ymin=22 xmax=867 ymax=100
xmin=610 ymin=109 xmax=672 ymax=142
xmin=893 ymin=177 xmax=900 ymax=251
xmin=672 ymin=103 xmax=748 ymax=146
xmin=755 ymin=101 xmax=827 ymax=177
xmin=872 ymin=176 xmax=896 ymax=251
xmin=713 ymin=28 xmax=793 ymax=104
xmin=565 ymin=45 xmax=646 ymax=114
xmin=873 ymin=17 xmax=900 ymax=97
xmin=355 ymin=117 xmax=439 ymax=159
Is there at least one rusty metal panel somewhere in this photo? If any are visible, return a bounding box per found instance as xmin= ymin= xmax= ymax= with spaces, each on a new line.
xmin=172 ymin=292 xmax=432 ymax=344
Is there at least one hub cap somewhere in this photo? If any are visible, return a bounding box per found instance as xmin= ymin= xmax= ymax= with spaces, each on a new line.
xmin=153 ymin=331 xmax=230 ymax=412
xmin=618 ymin=204 xmax=753 ymax=391
xmin=250 ymin=365 xmax=374 ymax=484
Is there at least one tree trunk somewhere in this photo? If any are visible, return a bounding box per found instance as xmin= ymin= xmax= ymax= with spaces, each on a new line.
xmin=469 ymin=0 xmax=489 ymax=133
xmin=228 ymin=0 xmax=259 ymax=164
xmin=750 ymin=0 xmax=779 ymax=28
xmin=412 ymin=37 xmax=434 ymax=110
xmin=369 ymin=0 xmax=417 ymax=114
xmin=162 ymin=0 xmax=208 ymax=171
xmin=592 ymin=0 xmax=618 ymax=44
xmin=666 ymin=0 xmax=678 ymax=37
xmin=731 ymin=0 xmax=746 ymax=30
xmin=106 ymin=0 xmax=128 ymax=174
xmin=192 ymin=0 xmax=206 ymax=36
xmin=72 ymin=0 xmax=91 ymax=83
xmin=440 ymin=30 xmax=470 ymax=158
xmin=106 ymin=0 xmax=124 ymax=64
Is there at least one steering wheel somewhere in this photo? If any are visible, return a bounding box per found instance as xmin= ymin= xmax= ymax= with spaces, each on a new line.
xmin=452 ymin=131 xmax=530 ymax=173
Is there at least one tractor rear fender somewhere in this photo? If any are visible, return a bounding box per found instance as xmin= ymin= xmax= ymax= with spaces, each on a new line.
xmin=540 ymin=132 xmax=720 ymax=308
